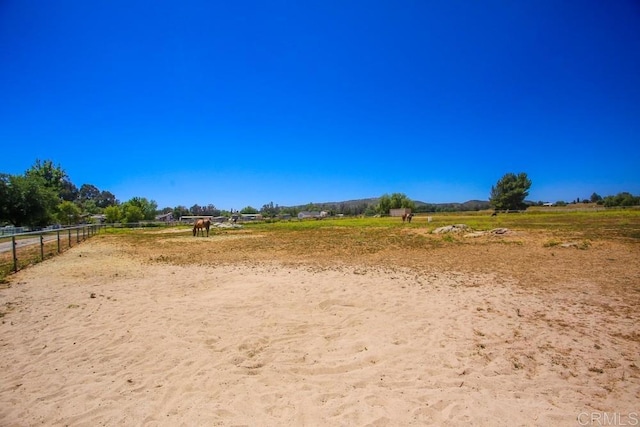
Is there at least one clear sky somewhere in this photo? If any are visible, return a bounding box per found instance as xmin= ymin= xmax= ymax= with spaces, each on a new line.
xmin=1 ymin=1 xmax=639 ymax=210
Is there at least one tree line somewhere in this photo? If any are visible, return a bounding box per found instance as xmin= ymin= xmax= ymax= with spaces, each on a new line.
xmin=0 ymin=160 xmax=155 ymax=227
xmin=1 ymin=162 xmax=637 ymax=228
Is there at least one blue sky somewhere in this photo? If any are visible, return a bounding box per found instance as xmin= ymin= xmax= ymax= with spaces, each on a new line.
xmin=1 ymin=1 xmax=639 ymax=210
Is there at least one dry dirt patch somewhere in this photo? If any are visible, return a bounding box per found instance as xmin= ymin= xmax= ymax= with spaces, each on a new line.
xmin=0 ymin=229 xmax=638 ymax=426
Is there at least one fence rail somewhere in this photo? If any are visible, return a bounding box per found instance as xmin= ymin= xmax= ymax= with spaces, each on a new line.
xmin=0 ymin=224 xmax=104 ymax=276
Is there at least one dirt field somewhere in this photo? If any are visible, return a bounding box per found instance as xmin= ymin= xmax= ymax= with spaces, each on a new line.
xmin=1 ymin=223 xmax=638 ymax=426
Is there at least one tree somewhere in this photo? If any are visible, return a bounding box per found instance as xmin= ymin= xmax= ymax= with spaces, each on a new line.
xmin=25 ymin=159 xmax=76 ymax=201
xmin=78 ymin=184 xmax=101 ymax=204
xmin=489 ymin=172 xmax=532 ymax=211
xmin=104 ymin=205 xmax=122 ymax=223
xmin=590 ymin=192 xmax=603 ymax=203
xmin=82 ymin=199 xmax=101 ymax=215
xmin=203 ymin=204 xmax=220 ymax=216
xmin=124 ymin=197 xmax=157 ymax=220
xmin=240 ymin=206 xmax=259 ymax=214
xmin=121 ymin=204 xmax=144 ymax=224
xmin=0 ymin=174 xmax=9 ymax=223
xmin=261 ymin=202 xmax=279 ymax=217
xmin=172 ymin=205 xmax=190 ymax=220
xmin=603 ymin=192 xmax=640 ymax=207
xmin=57 ymin=201 xmax=82 ymax=225
xmin=0 ymin=173 xmax=59 ymax=227
xmin=60 ymin=180 xmax=79 ymax=202
xmin=97 ymin=190 xmax=118 ymax=208
xmin=376 ymin=193 xmax=415 ymax=215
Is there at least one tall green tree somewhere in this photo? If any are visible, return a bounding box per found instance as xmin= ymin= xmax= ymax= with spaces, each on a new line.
xmin=25 ymin=159 xmax=77 ymax=201
xmin=377 ymin=193 xmax=415 ymax=215
xmin=590 ymin=192 xmax=603 ymax=203
xmin=124 ymin=197 xmax=157 ymax=220
xmin=261 ymin=202 xmax=279 ymax=217
xmin=121 ymin=204 xmax=144 ymax=224
xmin=104 ymin=205 xmax=122 ymax=223
xmin=489 ymin=172 xmax=532 ymax=211
xmin=97 ymin=190 xmax=118 ymax=208
xmin=0 ymin=174 xmax=9 ymax=223
xmin=0 ymin=173 xmax=59 ymax=227
xmin=57 ymin=200 xmax=82 ymax=225
xmin=172 ymin=205 xmax=190 ymax=220
xmin=603 ymin=192 xmax=640 ymax=207
xmin=78 ymin=184 xmax=101 ymax=204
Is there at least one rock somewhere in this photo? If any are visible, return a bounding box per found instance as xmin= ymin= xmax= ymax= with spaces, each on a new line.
xmin=464 ymin=232 xmax=486 ymax=238
xmin=215 ymin=223 xmax=243 ymax=229
xmin=464 ymin=228 xmax=511 ymax=238
xmin=432 ymin=224 xmax=470 ymax=234
xmin=490 ymin=228 xmax=509 ymax=235
xmin=560 ymin=242 xmax=579 ymax=248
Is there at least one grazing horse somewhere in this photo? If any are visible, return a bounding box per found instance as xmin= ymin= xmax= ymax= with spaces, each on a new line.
xmin=193 ymin=218 xmax=211 ymax=237
xmin=402 ymin=213 xmax=414 ymax=223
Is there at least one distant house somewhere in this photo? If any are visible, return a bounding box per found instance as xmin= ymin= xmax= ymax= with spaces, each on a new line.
xmin=179 ymin=215 xmax=214 ymax=223
xmin=542 ymin=202 xmax=554 ymax=207
xmin=241 ymin=213 xmax=263 ymax=221
xmin=298 ymin=211 xmax=328 ymax=220
xmin=155 ymin=212 xmax=174 ymax=222
xmin=89 ymin=214 xmax=107 ymax=224
xmin=389 ymin=208 xmax=411 ymax=217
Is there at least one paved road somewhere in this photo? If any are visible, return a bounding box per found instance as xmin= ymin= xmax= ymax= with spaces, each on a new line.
xmin=0 ymin=234 xmax=62 ymax=254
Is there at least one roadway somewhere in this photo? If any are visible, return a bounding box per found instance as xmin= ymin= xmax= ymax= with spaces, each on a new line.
xmin=0 ymin=234 xmax=63 ymax=254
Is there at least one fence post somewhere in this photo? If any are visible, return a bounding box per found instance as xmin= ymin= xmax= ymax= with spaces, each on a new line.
xmin=40 ymin=233 xmax=44 ymax=260
xmin=68 ymin=228 xmax=72 ymax=248
xmin=57 ymin=230 xmax=61 ymax=253
xmin=12 ymin=235 xmax=18 ymax=273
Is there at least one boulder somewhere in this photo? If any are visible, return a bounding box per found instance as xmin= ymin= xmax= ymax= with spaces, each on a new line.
xmin=432 ymin=224 xmax=470 ymax=234
xmin=464 ymin=228 xmax=511 ymax=238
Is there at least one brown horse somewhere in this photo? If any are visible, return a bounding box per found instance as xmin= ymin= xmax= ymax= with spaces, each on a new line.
xmin=193 ymin=218 xmax=211 ymax=237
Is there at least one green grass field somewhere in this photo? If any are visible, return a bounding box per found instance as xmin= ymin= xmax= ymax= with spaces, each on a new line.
xmin=243 ymin=208 xmax=640 ymax=240
xmin=1 ymin=208 xmax=638 ymax=282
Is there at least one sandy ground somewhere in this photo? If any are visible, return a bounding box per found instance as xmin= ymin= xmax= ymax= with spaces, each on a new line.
xmin=0 ymin=231 xmax=639 ymax=426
